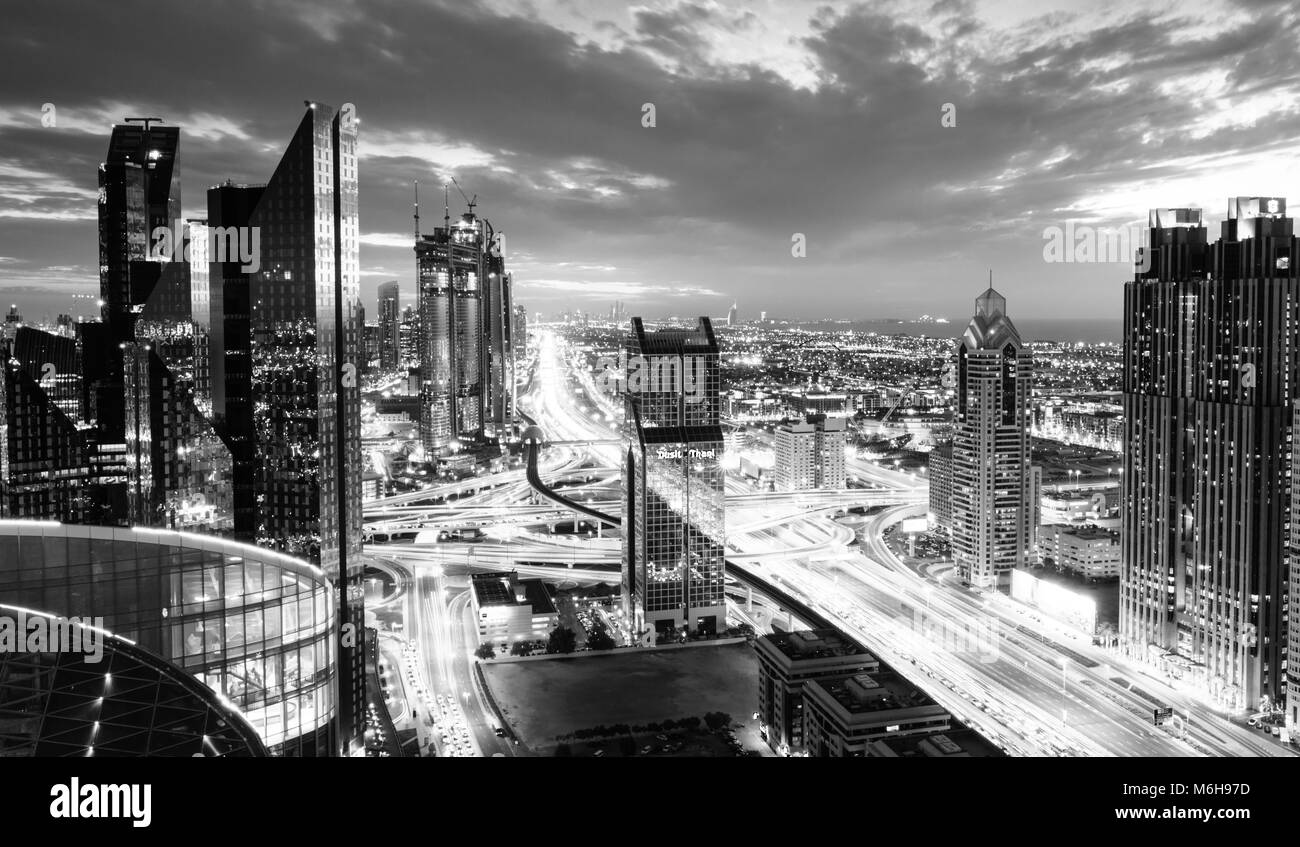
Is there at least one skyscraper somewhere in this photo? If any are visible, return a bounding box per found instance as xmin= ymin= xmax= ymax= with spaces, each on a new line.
xmin=206 ymin=101 xmax=364 ymax=753
xmin=512 ymin=303 xmax=528 ymax=364
xmin=950 ymin=286 xmax=1033 ymax=589
xmin=928 ymin=441 xmax=954 ymax=530
xmin=621 ymin=317 xmax=726 ymax=639
xmin=378 ymin=280 xmax=400 ymax=370
xmin=2 ymin=120 xmax=235 ymax=532
xmin=414 ymin=203 xmax=514 ymax=451
xmin=1123 ymin=198 xmax=1294 ymax=711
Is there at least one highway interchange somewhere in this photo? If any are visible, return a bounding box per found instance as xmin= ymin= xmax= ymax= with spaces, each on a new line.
xmin=363 ymin=328 xmax=1290 ymax=758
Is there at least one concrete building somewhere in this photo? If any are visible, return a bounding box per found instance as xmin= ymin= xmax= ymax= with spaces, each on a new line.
xmin=927 ymin=441 xmax=953 ymax=530
xmin=802 ymin=671 xmax=953 ymax=757
xmin=1038 ymin=524 xmax=1121 ymax=580
xmin=950 ymin=285 xmax=1033 ymax=589
xmin=755 ymin=629 xmax=878 ymax=754
xmin=774 ymin=414 xmax=846 ymax=492
xmin=1123 ymin=200 xmax=1293 ymax=711
xmin=470 ymin=571 xmax=559 ymax=650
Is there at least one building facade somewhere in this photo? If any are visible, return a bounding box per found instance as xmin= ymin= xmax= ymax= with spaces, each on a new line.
xmin=950 ymin=287 xmax=1033 ymax=589
xmin=414 ymin=208 xmax=514 ymax=451
xmin=755 ymin=629 xmax=878 ymax=754
xmin=205 ymin=102 xmax=364 ymax=751
xmin=621 ymin=317 xmax=726 ymax=639
xmin=0 ymin=522 xmax=337 ymax=755
xmin=378 ymin=280 xmax=400 ymax=370
xmin=1123 ymin=199 xmax=1295 ymax=712
xmin=928 ymin=441 xmax=954 ymax=530
xmin=469 ymin=571 xmax=559 ymax=650
xmin=802 ymin=672 xmax=953 ymax=757
xmin=774 ymin=414 xmax=846 ymax=492
xmin=0 ymin=605 xmax=270 ymax=757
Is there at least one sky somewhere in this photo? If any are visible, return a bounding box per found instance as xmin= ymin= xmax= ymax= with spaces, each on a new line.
xmin=1 ymin=0 xmax=1298 ymax=325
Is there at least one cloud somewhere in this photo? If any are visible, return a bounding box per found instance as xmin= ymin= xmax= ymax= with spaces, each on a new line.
xmin=1 ymin=0 xmax=1297 ymax=323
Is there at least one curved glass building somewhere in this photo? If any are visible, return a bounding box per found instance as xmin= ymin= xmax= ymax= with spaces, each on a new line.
xmin=0 ymin=605 xmax=269 ymax=757
xmin=0 ymin=521 xmax=336 ymax=755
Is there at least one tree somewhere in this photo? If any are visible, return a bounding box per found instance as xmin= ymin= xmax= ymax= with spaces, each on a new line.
xmin=704 ymin=711 xmax=732 ymax=731
xmin=546 ymin=625 xmax=578 ymax=654
xmin=586 ymin=627 xmax=615 ymax=651
xmin=510 ymin=641 xmax=531 ymax=656
xmin=475 ymin=643 xmax=496 ymax=660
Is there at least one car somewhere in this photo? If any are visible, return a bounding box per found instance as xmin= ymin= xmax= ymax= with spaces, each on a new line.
xmin=593 ymin=749 xmax=605 ymax=757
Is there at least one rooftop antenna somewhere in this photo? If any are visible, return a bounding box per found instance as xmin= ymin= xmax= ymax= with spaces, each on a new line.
xmin=443 ymin=182 xmax=450 ymax=229
xmin=413 ymin=180 xmax=420 ymax=239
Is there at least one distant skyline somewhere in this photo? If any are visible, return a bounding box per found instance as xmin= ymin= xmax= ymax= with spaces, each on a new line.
xmin=2 ymin=0 xmax=1298 ymax=321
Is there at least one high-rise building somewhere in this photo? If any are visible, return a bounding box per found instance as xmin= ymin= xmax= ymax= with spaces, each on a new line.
xmin=399 ymin=305 xmax=417 ymax=366
xmin=512 ymin=303 xmax=528 ymax=363
xmin=206 ymin=102 xmax=364 ymax=753
xmin=414 ymin=204 xmax=514 ymax=450
xmin=928 ymin=441 xmax=954 ymax=530
xmin=378 ymin=280 xmax=400 ymax=370
xmin=950 ymin=286 xmax=1033 ymax=589
xmin=774 ymin=414 xmax=846 ymax=491
xmin=2 ymin=122 xmax=232 ymax=531
xmin=727 ymin=302 xmax=738 ymax=326
xmin=621 ymin=317 xmax=726 ymax=639
xmin=1123 ymin=199 xmax=1295 ymax=712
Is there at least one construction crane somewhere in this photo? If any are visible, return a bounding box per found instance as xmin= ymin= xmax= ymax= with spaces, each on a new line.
xmin=449 ymin=177 xmax=476 ymax=215
xmin=881 ymin=380 xmax=919 ymax=426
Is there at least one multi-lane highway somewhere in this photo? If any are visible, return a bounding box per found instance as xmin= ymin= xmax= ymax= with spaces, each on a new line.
xmin=363 ymin=327 xmax=1289 ymax=758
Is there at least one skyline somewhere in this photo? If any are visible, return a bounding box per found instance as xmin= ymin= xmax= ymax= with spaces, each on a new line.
xmin=3 ymin=0 xmax=1299 ymax=322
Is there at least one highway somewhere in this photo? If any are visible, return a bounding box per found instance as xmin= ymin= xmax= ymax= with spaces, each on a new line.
xmin=362 ymin=326 xmax=1290 ymax=758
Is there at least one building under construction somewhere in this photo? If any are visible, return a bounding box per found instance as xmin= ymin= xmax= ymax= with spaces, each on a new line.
xmin=414 ymin=184 xmax=516 ymax=452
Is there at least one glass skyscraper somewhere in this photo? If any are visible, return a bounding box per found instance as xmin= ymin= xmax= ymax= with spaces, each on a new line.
xmin=620 ymin=317 xmax=726 ymax=639
xmin=206 ymin=102 xmax=364 ymax=754
xmin=378 ymin=280 xmax=401 ymax=370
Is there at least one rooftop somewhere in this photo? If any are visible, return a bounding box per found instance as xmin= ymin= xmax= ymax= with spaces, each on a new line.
xmin=810 ymin=670 xmax=940 ymax=715
xmin=471 ymin=571 xmax=558 ymax=615
xmin=762 ymin=628 xmax=871 ymax=662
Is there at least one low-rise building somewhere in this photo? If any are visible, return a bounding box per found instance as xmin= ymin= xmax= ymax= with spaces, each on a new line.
xmin=470 ymin=571 xmax=559 ymax=650
xmin=1038 ymin=524 xmax=1121 ymax=580
xmin=802 ymin=671 xmax=952 ymax=757
xmin=755 ymin=629 xmax=878 ymax=754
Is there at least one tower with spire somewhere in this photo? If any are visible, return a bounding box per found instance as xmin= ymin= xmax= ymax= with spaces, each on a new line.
xmin=948 ymin=278 xmax=1034 ymax=589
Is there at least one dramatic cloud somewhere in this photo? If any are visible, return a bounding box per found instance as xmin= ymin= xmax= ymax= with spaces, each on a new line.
xmin=1 ymin=0 xmax=1297 ymax=327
